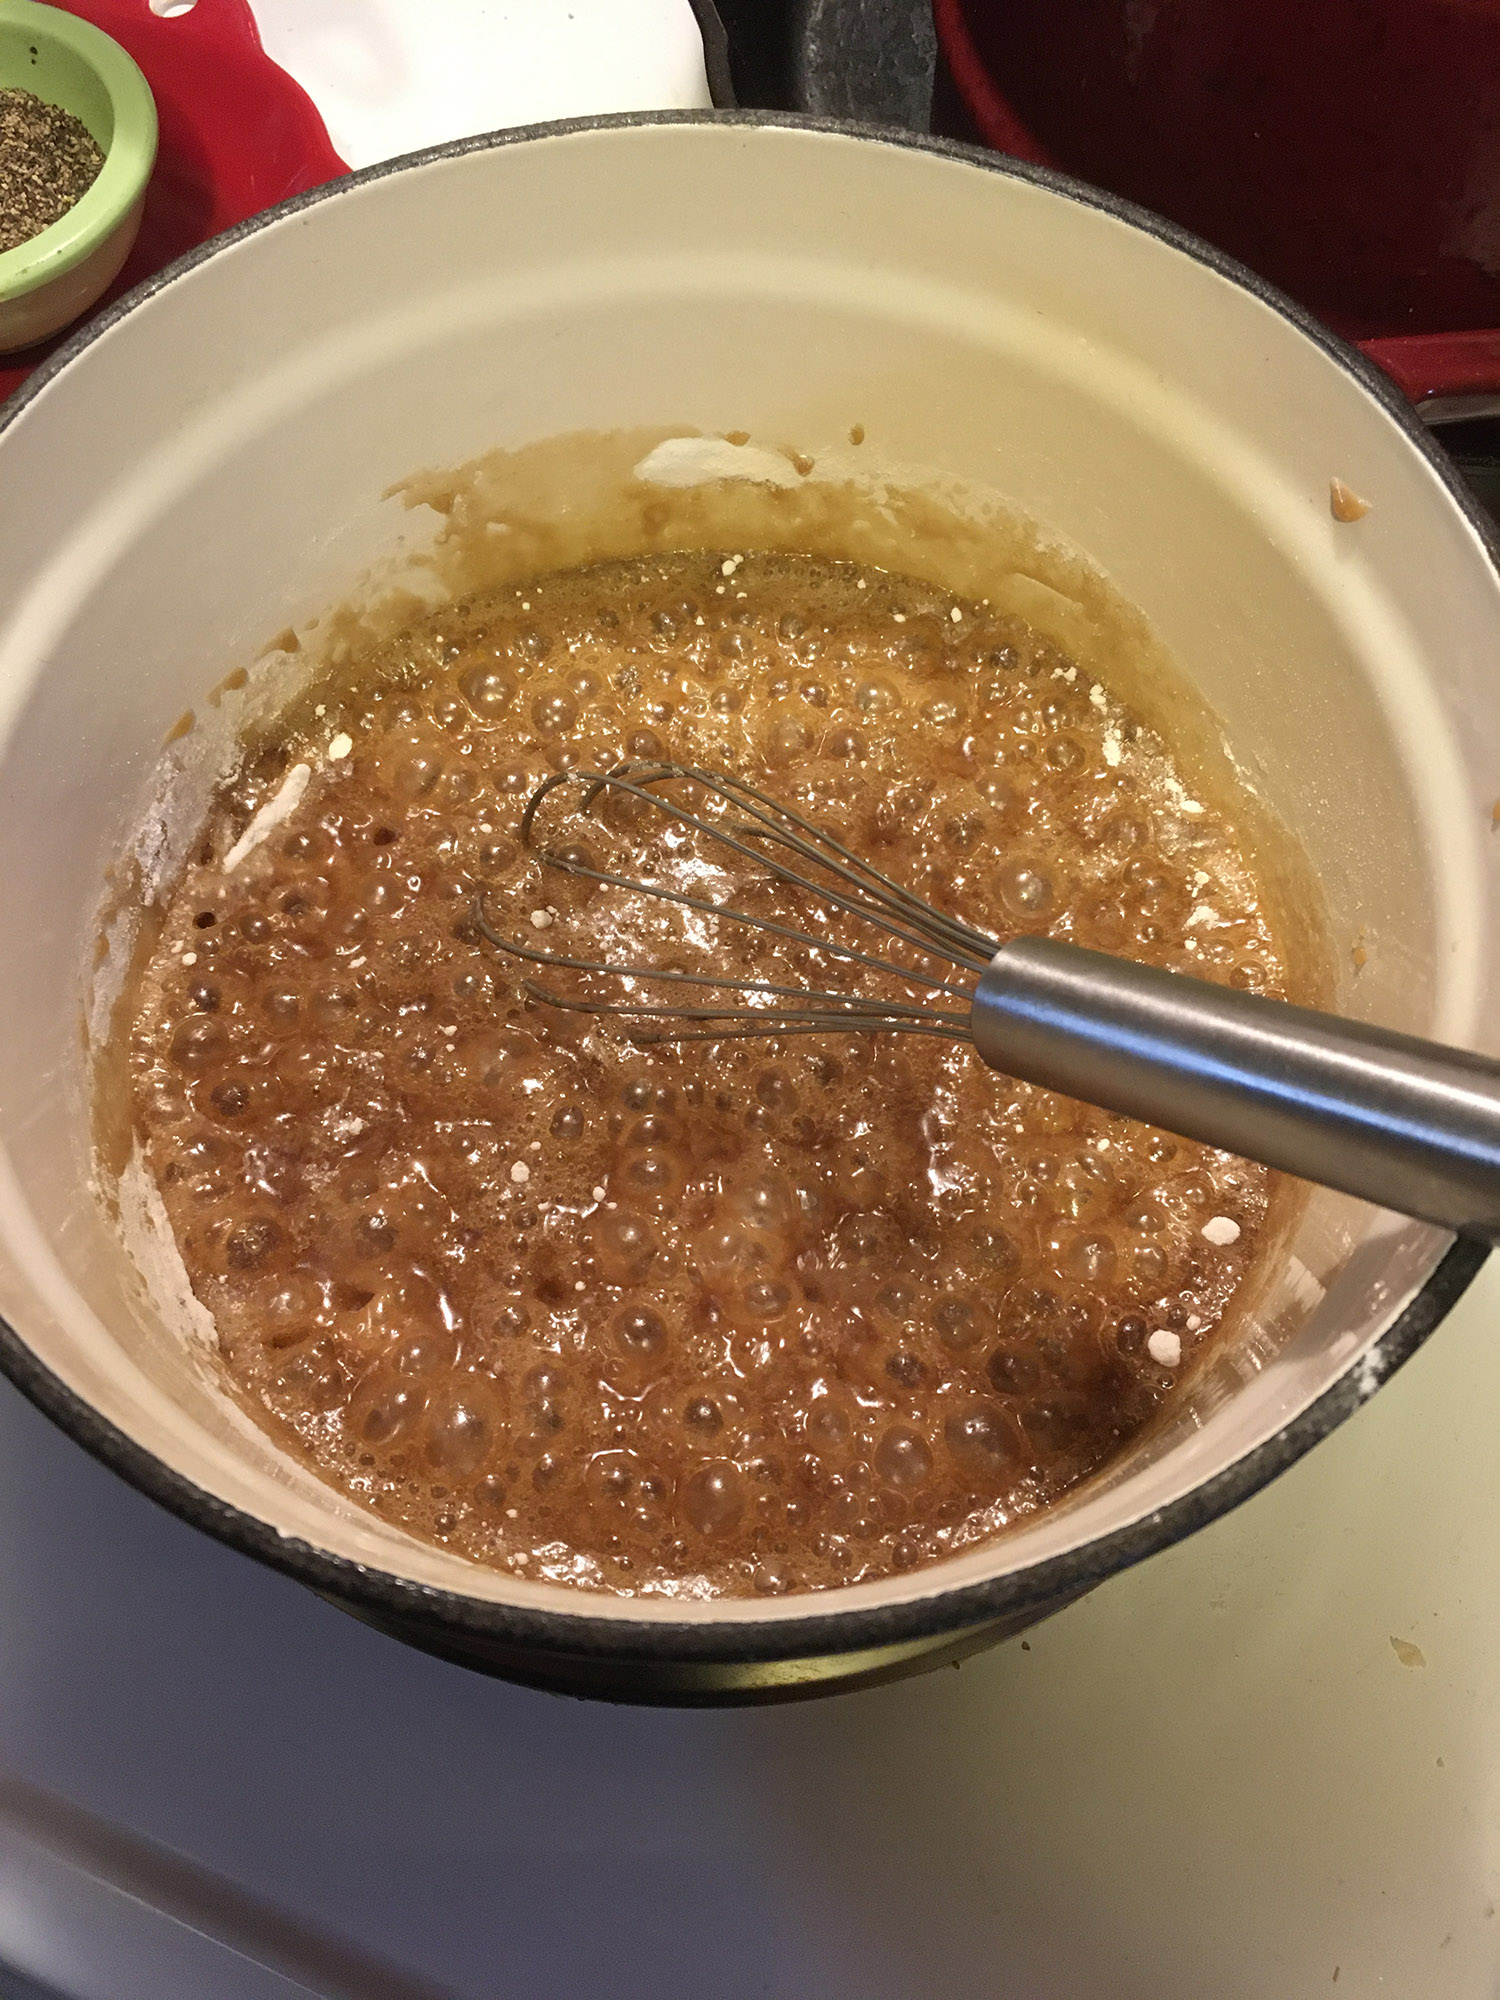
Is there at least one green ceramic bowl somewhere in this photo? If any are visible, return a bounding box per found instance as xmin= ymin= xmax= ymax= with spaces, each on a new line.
xmin=0 ymin=0 xmax=157 ymax=353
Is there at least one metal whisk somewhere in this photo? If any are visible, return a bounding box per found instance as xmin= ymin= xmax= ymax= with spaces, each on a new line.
xmin=474 ymin=761 xmax=1500 ymax=1244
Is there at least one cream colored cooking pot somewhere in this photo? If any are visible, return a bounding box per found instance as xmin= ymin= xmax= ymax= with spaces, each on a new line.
xmin=0 ymin=115 xmax=1495 ymax=1704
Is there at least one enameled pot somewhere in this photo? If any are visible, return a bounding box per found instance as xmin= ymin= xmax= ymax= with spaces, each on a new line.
xmin=0 ymin=114 xmax=1495 ymax=1703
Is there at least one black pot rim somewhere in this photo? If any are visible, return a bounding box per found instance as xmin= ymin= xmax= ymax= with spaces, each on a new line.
xmin=0 ymin=110 xmax=1492 ymax=1666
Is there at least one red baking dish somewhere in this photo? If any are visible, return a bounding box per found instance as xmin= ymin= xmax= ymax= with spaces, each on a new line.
xmin=933 ymin=0 xmax=1500 ymax=413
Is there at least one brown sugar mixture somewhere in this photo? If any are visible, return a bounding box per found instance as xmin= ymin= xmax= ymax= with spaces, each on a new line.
xmin=120 ymin=551 xmax=1288 ymax=1597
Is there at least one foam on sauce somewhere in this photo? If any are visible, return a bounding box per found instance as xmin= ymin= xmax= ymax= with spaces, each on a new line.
xmin=119 ymin=551 xmax=1288 ymax=1597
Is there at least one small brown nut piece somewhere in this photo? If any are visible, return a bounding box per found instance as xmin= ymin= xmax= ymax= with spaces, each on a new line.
xmin=1330 ymin=478 xmax=1371 ymax=522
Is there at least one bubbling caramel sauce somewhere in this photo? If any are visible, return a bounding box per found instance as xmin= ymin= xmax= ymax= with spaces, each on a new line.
xmin=122 ymin=552 xmax=1287 ymax=1596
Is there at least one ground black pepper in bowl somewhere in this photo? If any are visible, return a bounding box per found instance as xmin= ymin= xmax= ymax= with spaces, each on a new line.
xmin=0 ymin=86 xmax=104 ymax=254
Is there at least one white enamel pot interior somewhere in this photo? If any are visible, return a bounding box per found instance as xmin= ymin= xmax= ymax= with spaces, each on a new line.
xmin=0 ymin=116 xmax=1496 ymax=1703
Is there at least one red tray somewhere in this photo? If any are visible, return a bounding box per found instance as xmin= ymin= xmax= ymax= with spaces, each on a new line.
xmin=0 ymin=0 xmax=346 ymax=405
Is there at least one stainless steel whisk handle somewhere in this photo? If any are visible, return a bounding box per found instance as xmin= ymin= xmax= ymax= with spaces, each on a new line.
xmin=972 ymin=937 xmax=1500 ymax=1244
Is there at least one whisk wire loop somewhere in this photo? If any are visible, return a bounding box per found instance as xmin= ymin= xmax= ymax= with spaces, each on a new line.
xmin=522 ymin=763 xmax=997 ymax=976
xmin=482 ymin=761 xmax=1000 ymax=1044
xmin=467 ymin=906 xmax=968 ymax=1027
